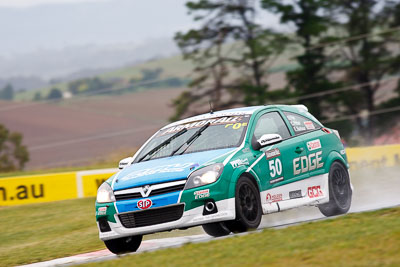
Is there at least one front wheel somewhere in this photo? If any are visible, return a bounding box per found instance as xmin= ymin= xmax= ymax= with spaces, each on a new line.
xmin=202 ymin=222 xmax=231 ymax=237
xmin=227 ymin=176 xmax=262 ymax=233
xmin=318 ymin=161 xmax=352 ymax=217
xmin=104 ymin=235 xmax=143 ymax=255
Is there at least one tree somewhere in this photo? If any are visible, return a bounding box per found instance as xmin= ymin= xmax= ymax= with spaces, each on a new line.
xmin=33 ymin=92 xmax=42 ymax=101
xmin=47 ymin=88 xmax=63 ymax=100
xmin=171 ymin=0 xmax=286 ymax=120
xmin=262 ymin=0 xmax=339 ymax=117
xmin=328 ymin=0 xmax=400 ymax=143
xmin=141 ymin=68 xmax=163 ymax=82
xmin=0 ymin=84 xmax=14 ymax=100
xmin=0 ymin=124 xmax=29 ymax=171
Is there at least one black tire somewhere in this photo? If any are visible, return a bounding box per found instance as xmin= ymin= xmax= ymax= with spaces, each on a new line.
xmin=318 ymin=161 xmax=352 ymax=217
xmin=202 ymin=222 xmax=231 ymax=237
xmin=227 ymin=176 xmax=262 ymax=233
xmin=104 ymin=235 xmax=143 ymax=255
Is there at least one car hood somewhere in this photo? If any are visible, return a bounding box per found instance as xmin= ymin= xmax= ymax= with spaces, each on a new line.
xmin=112 ymin=147 xmax=236 ymax=191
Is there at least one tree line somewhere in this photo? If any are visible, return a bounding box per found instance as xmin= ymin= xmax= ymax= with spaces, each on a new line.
xmin=172 ymin=0 xmax=400 ymax=145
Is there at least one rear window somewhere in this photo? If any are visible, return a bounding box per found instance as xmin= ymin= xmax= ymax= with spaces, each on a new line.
xmin=284 ymin=112 xmax=321 ymax=135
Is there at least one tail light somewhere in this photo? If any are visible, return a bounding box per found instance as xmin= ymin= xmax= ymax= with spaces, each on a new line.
xmin=322 ymin=128 xmax=341 ymax=140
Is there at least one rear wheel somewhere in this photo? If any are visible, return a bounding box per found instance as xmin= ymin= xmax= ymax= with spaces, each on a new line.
xmin=104 ymin=235 xmax=143 ymax=254
xmin=227 ymin=176 xmax=262 ymax=233
xmin=202 ymin=222 xmax=231 ymax=237
xmin=318 ymin=162 xmax=352 ymax=217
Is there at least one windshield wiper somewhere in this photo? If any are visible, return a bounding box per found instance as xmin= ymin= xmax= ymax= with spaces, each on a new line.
xmin=170 ymin=122 xmax=211 ymax=157
xmin=137 ymin=128 xmax=187 ymax=163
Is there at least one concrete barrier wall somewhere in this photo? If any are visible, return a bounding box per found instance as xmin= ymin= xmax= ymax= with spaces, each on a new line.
xmin=1 ymin=144 xmax=399 ymax=206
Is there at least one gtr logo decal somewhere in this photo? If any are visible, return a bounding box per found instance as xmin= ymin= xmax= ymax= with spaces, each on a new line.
xmin=293 ymin=151 xmax=323 ymax=175
xmin=308 ymin=186 xmax=323 ymax=198
xmin=137 ymin=199 xmax=152 ymax=210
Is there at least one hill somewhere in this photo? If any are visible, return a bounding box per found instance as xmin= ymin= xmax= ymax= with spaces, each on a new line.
xmin=0 ymin=87 xmax=185 ymax=170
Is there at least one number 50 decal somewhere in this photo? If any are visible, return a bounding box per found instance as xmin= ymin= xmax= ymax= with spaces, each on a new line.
xmin=269 ymin=158 xmax=282 ymax=178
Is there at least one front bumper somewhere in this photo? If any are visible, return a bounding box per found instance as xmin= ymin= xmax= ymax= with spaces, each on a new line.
xmin=98 ymin=198 xmax=235 ymax=240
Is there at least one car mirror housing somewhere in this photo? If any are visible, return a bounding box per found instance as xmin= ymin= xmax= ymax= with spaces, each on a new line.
xmin=119 ymin=157 xmax=133 ymax=169
xmin=253 ymin=134 xmax=283 ymax=150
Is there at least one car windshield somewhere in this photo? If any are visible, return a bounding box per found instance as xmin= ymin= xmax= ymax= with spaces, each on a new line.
xmin=134 ymin=115 xmax=250 ymax=162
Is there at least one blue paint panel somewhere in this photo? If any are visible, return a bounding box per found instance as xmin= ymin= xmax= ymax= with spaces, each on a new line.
xmin=113 ymin=148 xmax=235 ymax=191
xmin=116 ymin=191 xmax=181 ymax=213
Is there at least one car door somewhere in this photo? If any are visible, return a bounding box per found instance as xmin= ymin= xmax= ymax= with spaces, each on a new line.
xmin=250 ymin=110 xmax=309 ymax=193
xmin=282 ymin=111 xmax=326 ymax=177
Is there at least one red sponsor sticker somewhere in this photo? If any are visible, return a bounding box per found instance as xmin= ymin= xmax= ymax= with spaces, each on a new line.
xmin=307 ymin=139 xmax=321 ymax=151
xmin=266 ymin=193 xmax=282 ymax=203
xmin=307 ymin=186 xmax=323 ymax=198
xmin=137 ymin=199 xmax=152 ymax=210
xmin=304 ymin=121 xmax=315 ymax=130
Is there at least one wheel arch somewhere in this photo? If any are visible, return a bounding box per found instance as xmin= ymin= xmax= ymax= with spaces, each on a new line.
xmin=325 ymin=150 xmax=349 ymax=173
xmin=228 ymin=168 xmax=261 ymax=198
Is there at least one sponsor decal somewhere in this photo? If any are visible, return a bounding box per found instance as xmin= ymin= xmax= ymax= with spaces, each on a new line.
xmin=270 ymin=177 xmax=284 ymax=184
xmin=259 ymin=135 xmax=280 ymax=146
xmin=137 ymin=199 xmax=152 ymax=210
xmin=304 ymin=121 xmax=315 ymax=130
xmin=230 ymin=158 xmax=249 ymax=168
xmin=163 ymin=116 xmax=246 ymax=135
xmin=287 ymin=115 xmax=296 ymax=121
xmin=340 ymin=149 xmax=346 ymax=155
xmin=293 ymin=151 xmax=324 ymax=175
xmin=265 ymin=148 xmax=281 ymax=159
xmin=97 ymin=207 xmax=107 ymax=215
xmin=289 ymin=190 xmax=302 ymax=199
xmin=290 ymin=120 xmax=301 ymax=126
xmin=293 ymin=126 xmax=306 ymax=132
xmin=308 ymin=186 xmax=323 ymax=198
xmin=266 ymin=193 xmax=282 ymax=203
xmin=242 ymin=148 xmax=250 ymax=153
xmin=307 ymin=139 xmax=322 ymax=151
xmin=120 ymin=162 xmax=195 ymax=181
xmin=194 ymin=189 xmax=210 ymax=199
xmin=225 ymin=122 xmax=248 ymax=130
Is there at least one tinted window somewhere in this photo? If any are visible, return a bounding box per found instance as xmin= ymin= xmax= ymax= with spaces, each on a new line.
xmin=253 ymin=112 xmax=291 ymax=140
xmin=284 ymin=112 xmax=321 ymax=135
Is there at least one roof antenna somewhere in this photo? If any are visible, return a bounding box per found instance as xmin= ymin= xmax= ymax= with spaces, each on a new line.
xmin=209 ymin=101 xmax=214 ymax=114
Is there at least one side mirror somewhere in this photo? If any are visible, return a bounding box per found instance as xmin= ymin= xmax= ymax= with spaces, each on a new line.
xmin=119 ymin=157 xmax=133 ymax=170
xmin=253 ymin=134 xmax=283 ymax=150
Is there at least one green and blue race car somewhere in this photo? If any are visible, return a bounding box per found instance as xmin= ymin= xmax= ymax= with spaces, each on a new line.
xmin=96 ymin=105 xmax=353 ymax=254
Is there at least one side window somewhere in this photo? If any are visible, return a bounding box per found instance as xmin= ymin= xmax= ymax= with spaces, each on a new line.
xmin=283 ymin=112 xmax=321 ymax=135
xmin=253 ymin=112 xmax=291 ymax=140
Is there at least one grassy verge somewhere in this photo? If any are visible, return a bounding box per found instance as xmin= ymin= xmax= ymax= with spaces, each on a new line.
xmin=0 ymin=197 xmax=203 ymax=266
xmin=1 ymin=167 xmax=398 ymax=266
xmin=82 ymin=207 xmax=400 ymax=267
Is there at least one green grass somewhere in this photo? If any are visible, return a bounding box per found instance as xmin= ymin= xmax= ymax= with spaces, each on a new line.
xmin=1 ymin=167 xmax=398 ymax=266
xmin=81 ymin=207 xmax=400 ymax=267
xmin=0 ymin=197 xmax=203 ymax=266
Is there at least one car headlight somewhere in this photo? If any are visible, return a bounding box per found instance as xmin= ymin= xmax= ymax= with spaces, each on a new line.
xmin=185 ymin=163 xmax=224 ymax=190
xmin=97 ymin=182 xmax=116 ymax=203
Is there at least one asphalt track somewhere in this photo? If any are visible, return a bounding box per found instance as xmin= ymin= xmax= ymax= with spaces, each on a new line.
xmin=21 ymin=169 xmax=400 ymax=267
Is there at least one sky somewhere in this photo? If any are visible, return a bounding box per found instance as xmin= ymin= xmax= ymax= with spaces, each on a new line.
xmin=0 ymin=0 xmax=195 ymax=55
xmin=0 ymin=0 xmax=281 ymax=56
